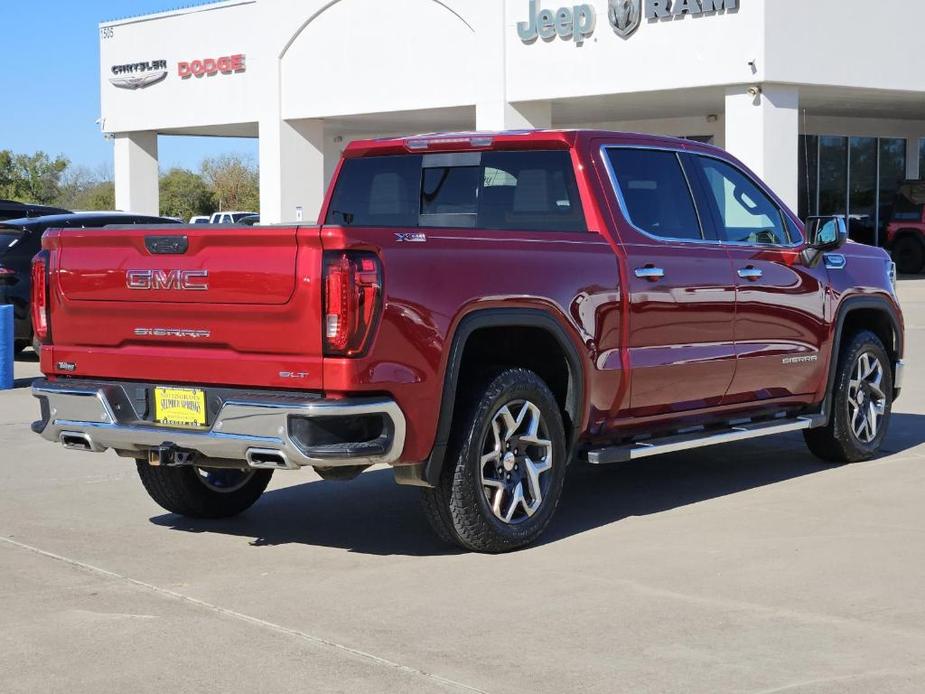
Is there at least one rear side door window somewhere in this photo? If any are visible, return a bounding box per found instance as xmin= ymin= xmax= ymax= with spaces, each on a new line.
xmin=690 ymin=155 xmax=791 ymax=246
xmin=604 ymin=148 xmax=705 ymax=241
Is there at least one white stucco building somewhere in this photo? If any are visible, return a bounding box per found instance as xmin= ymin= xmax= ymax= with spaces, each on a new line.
xmin=100 ymin=0 xmax=925 ymax=243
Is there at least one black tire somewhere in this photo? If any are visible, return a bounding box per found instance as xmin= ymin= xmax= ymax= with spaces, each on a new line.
xmin=136 ymin=462 xmax=272 ymax=519
xmin=892 ymin=236 xmax=924 ymax=275
xmin=13 ymin=341 xmax=27 ymax=355
xmin=804 ymin=330 xmax=893 ymax=463
xmin=421 ymin=368 xmax=567 ymax=553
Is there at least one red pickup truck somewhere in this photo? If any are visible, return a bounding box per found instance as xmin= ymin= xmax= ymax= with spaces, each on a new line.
xmin=31 ymin=131 xmax=905 ymax=553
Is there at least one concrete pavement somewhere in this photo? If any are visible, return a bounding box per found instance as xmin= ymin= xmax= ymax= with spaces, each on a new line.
xmin=2 ymin=280 xmax=925 ymax=693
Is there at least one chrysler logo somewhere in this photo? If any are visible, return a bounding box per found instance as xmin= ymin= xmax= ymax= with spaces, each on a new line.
xmin=126 ymin=269 xmax=209 ymax=291
xmin=110 ymin=60 xmax=168 ymax=90
xmin=609 ymin=0 xmax=642 ymax=38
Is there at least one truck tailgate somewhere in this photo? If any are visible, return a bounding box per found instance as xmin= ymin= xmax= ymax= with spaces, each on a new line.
xmin=45 ymin=226 xmax=325 ymax=390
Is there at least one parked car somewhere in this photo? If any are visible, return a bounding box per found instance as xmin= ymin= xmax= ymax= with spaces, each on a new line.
xmin=189 ymin=216 xmax=210 ymax=224
xmin=885 ymin=180 xmax=925 ymax=273
xmin=30 ymin=131 xmax=904 ymax=552
xmin=0 ymin=199 xmax=70 ymax=222
xmin=210 ymin=211 xmax=257 ymax=224
xmin=238 ymin=214 xmax=260 ymax=226
xmin=1 ymin=212 xmax=179 ymax=353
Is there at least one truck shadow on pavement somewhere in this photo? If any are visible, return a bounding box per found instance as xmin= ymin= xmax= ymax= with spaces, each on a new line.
xmin=150 ymin=414 xmax=925 ymax=556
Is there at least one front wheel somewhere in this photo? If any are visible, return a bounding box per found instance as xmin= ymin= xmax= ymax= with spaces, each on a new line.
xmin=892 ymin=236 xmax=924 ymax=275
xmin=421 ymin=368 xmax=567 ymax=553
xmin=804 ymin=330 xmax=893 ymax=463
xmin=136 ymin=463 xmax=272 ymax=518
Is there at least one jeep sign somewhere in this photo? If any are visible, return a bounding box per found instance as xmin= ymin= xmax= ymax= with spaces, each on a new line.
xmin=518 ymin=0 xmax=738 ymax=43
xmin=517 ymin=0 xmax=597 ymax=44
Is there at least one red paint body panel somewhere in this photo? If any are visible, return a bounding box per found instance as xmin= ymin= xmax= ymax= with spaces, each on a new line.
xmin=723 ymin=245 xmax=828 ymax=403
xmin=39 ymin=130 xmax=904 ymax=465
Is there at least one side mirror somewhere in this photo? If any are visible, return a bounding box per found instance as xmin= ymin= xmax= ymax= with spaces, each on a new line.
xmin=805 ymin=215 xmax=848 ymax=251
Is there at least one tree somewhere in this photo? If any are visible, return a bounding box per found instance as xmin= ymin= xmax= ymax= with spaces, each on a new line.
xmin=160 ymin=168 xmax=215 ymax=220
xmin=55 ymin=165 xmax=115 ymax=211
xmin=201 ymin=154 xmax=259 ymax=212
xmin=74 ymin=181 xmax=115 ymax=211
xmin=0 ymin=150 xmax=69 ymax=204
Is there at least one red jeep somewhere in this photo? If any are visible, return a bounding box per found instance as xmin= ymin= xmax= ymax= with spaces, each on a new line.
xmin=886 ymin=180 xmax=925 ymax=274
xmin=31 ymin=131 xmax=905 ymax=552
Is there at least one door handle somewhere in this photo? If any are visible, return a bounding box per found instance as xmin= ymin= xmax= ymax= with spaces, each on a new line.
xmin=635 ymin=266 xmax=665 ymax=281
xmin=738 ymin=266 xmax=763 ymax=280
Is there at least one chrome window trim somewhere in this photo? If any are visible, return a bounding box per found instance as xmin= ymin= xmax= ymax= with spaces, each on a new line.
xmin=599 ymin=144 xmax=806 ymax=250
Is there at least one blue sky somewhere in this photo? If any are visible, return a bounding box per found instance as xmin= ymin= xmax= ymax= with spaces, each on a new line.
xmin=0 ymin=1 xmax=257 ymax=174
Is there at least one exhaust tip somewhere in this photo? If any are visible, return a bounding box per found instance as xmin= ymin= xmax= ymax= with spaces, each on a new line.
xmin=246 ymin=448 xmax=296 ymax=470
xmin=59 ymin=432 xmax=100 ymax=452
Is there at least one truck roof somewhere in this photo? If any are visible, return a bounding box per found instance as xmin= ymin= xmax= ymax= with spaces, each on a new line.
xmin=342 ymin=129 xmax=724 ymax=158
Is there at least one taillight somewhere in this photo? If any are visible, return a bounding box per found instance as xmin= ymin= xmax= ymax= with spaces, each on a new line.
xmin=323 ymin=251 xmax=382 ymax=357
xmin=31 ymin=254 xmax=50 ymax=344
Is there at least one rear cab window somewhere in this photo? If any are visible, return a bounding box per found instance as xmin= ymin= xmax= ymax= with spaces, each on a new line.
xmin=325 ymin=150 xmax=587 ymax=233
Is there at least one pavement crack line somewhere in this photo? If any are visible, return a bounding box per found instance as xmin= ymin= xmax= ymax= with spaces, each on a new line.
xmin=0 ymin=536 xmax=489 ymax=694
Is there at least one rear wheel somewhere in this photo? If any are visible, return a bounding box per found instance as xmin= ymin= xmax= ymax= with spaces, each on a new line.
xmin=421 ymin=368 xmax=567 ymax=553
xmin=892 ymin=236 xmax=924 ymax=274
xmin=136 ymin=462 xmax=272 ymax=518
xmin=804 ymin=331 xmax=893 ymax=463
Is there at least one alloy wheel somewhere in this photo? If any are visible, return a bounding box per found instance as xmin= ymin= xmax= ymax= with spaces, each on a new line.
xmin=479 ymin=400 xmax=554 ymax=524
xmin=847 ymin=352 xmax=887 ymax=444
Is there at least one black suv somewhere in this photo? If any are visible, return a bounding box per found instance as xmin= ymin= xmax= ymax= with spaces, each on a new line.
xmin=0 ymin=200 xmax=71 ymax=222
xmin=1 ymin=212 xmax=180 ymax=353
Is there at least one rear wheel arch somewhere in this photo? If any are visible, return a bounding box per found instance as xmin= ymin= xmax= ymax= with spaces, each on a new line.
xmin=424 ymin=308 xmax=586 ymax=486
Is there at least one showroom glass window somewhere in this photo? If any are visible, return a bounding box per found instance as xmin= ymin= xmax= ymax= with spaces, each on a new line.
xmin=605 ymin=148 xmax=703 ymax=241
xmin=880 ymin=139 xmax=908 ymax=233
xmin=799 ymin=135 xmax=908 ymax=246
xmin=798 ymin=135 xmax=819 ymax=219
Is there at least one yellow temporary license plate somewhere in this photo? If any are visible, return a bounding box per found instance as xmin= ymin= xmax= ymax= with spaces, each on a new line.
xmin=154 ymin=387 xmax=207 ymax=428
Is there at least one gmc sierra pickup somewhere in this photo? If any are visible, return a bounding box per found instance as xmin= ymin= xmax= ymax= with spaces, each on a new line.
xmin=31 ymin=130 xmax=905 ymax=553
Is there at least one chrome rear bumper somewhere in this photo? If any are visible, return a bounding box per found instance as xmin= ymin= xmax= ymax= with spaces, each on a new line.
xmin=32 ymin=379 xmax=406 ymax=470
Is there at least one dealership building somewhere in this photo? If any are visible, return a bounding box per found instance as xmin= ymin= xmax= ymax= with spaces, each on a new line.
xmin=100 ymin=0 xmax=925 ymax=240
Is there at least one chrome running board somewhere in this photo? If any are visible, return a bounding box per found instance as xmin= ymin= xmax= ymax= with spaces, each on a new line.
xmin=587 ymin=416 xmax=822 ymax=465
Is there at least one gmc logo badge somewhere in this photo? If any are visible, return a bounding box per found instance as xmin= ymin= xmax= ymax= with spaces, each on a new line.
xmin=126 ymin=269 xmax=209 ymax=291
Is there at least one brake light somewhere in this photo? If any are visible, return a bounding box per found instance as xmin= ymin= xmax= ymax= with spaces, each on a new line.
xmin=31 ymin=254 xmax=50 ymax=344
xmin=405 ymin=136 xmax=494 ymax=151
xmin=323 ymin=251 xmax=382 ymax=357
